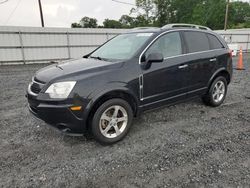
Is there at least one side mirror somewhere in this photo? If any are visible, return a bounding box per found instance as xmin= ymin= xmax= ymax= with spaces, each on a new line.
xmin=146 ymin=53 xmax=164 ymax=64
xmin=141 ymin=53 xmax=164 ymax=70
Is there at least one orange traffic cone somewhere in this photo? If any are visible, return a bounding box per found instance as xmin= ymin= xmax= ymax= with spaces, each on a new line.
xmin=236 ymin=47 xmax=244 ymax=70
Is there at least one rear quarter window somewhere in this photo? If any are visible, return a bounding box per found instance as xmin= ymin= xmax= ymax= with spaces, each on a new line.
xmin=207 ymin=34 xmax=224 ymax=49
xmin=184 ymin=31 xmax=210 ymax=53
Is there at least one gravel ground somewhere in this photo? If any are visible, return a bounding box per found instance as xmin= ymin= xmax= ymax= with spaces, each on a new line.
xmin=0 ymin=55 xmax=249 ymax=188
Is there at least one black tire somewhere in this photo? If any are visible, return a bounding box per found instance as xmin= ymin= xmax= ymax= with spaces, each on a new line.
xmin=91 ymin=98 xmax=133 ymax=145
xmin=202 ymin=76 xmax=228 ymax=107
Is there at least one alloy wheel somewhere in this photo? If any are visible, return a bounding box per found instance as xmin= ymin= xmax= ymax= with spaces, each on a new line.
xmin=212 ymin=80 xmax=225 ymax=103
xmin=99 ymin=105 xmax=128 ymax=138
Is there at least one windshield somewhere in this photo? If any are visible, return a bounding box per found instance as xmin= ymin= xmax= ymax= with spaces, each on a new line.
xmin=90 ymin=33 xmax=153 ymax=61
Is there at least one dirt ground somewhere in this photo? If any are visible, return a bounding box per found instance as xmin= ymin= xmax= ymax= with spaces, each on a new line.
xmin=0 ymin=55 xmax=249 ymax=188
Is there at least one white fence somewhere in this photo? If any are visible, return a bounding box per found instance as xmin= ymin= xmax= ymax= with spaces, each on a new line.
xmin=0 ymin=26 xmax=249 ymax=65
xmin=0 ymin=26 xmax=128 ymax=65
xmin=217 ymin=29 xmax=250 ymax=53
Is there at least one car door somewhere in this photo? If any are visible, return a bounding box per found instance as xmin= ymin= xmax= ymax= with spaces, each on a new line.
xmin=140 ymin=31 xmax=190 ymax=108
xmin=182 ymin=31 xmax=217 ymax=95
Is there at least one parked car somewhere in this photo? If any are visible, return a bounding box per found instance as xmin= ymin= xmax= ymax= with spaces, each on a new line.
xmin=27 ymin=24 xmax=233 ymax=144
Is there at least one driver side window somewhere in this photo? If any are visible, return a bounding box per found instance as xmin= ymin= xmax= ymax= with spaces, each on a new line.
xmin=145 ymin=32 xmax=182 ymax=59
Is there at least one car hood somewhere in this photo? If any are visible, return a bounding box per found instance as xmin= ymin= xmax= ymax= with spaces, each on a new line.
xmin=35 ymin=58 xmax=123 ymax=83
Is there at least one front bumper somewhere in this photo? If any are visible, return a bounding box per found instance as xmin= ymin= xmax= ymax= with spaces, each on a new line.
xmin=27 ymin=95 xmax=87 ymax=135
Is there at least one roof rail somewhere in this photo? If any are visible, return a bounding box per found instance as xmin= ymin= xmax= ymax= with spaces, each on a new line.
xmin=162 ymin=24 xmax=211 ymax=31
xmin=130 ymin=27 xmax=159 ymax=30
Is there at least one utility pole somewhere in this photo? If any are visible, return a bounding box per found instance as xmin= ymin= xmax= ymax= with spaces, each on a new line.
xmin=38 ymin=0 xmax=44 ymax=27
xmin=224 ymin=0 xmax=229 ymax=30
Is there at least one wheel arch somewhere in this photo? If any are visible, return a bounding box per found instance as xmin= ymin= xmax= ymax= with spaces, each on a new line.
xmin=207 ymin=68 xmax=231 ymax=89
xmin=84 ymin=89 xmax=139 ymax=130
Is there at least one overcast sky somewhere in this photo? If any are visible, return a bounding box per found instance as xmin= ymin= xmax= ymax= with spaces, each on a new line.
xmin=0 ymin=0 xmax=135 ymax=27
xmin=0 ymin=0 xmax=249 ymax=28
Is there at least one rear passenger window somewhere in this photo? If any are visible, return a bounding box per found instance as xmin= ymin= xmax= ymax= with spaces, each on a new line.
xmin=207 ymin=34 xmax=224 ymax=49
xmin=184 ymin=31 xmax=210 ymax=53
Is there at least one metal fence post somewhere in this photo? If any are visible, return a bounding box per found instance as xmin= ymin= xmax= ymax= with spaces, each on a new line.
xmin=106 ymin=32 xmax=109 ymax=41
xmin=66 ymin=32 xmax=71 ymax=59
xmin=18 ymin=31 xmax=26 ymax=64
xmin=247 ymin=34 xmax=250 ymax=53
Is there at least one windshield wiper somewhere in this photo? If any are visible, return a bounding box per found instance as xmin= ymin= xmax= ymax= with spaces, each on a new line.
xmin=89 ymin=56 xmax=109 ymax=61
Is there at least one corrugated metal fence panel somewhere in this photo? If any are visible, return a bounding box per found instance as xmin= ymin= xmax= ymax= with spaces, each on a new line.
xmin=69 ymin=34 xmax=106 ymax=46
xmin=0 ymin=26 xmax=249 ymax=64
xmin=216 ymin=29 xmax=250 ymax=52
xmin=0 ymin=48 xmax=23 ymax=61
xmin=24 ymin=48 xmax=69 ymax=60
xmin=70 ymin=47 xmax=96 ymax=58
xmin=0 ymin=32 xmax=20 ymax=47
xmin=0 ymin=26 xmax=128 ymax=64
xmin=22 ymin=33 xmax=67 ymax=46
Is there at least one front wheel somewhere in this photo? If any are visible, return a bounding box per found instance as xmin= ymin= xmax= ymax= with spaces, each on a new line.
xmin=91 ymin=98 xmax=133 ymax=145
xmin=202 ymin=76 xmax=228 ymax=107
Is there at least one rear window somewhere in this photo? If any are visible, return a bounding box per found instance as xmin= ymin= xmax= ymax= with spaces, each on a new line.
xmin=184 ymin=31 xmax=210 ymax=53
xmin=207 ymin=34 xmax=224 ymax=49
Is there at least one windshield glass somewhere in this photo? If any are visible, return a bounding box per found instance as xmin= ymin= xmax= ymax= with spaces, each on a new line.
xmin=90 ymin=33 xmax=153 ymax=61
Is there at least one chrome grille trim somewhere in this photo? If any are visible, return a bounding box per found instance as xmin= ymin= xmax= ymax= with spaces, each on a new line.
xmin=32 ymin=77 xmax=45 ymax=85
xmin=28 ymin=77 xmax=46 ymax=96
xmin=28 ymin=83 xmax=38 ymax=96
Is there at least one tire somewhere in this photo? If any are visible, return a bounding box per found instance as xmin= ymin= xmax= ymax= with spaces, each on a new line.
xmin=91 ymin=98 xmax=133 ymax=145
xmin=202 ymin=76 xmax=228 ymax=107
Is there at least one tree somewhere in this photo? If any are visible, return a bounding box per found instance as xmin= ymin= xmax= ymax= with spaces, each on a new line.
xmin=191 ymin=0 xmax=226 ymax=30
xmin=133 ymin=15 xmax=154 ymax=27
xmin=80 ymin=16 xmax=98 ymax=28
xmin=71 ymin=22 xmax=82 ymax=28
xmin=103 ymin=19 xmax=122 ymax=28
xmin=71 ymin=0 xmax=250 ymax=30
xmin=130 ymin=0 xmax=156 ymax=26
xmin=229 ymin=1 xmax=250 ymax=28
xmin=119 ymin=15 xmax=135 ymax=28
xmin=173 ymin=0 xmax=203 ymax=23
xmin=154 ymin=0 xmax=174 ymax=26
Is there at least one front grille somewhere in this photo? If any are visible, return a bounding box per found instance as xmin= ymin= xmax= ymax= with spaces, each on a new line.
xmin=30 ymin=77 xmax=45 ymax=95
xmin=30 ymin=84 xmax=41 ymax=94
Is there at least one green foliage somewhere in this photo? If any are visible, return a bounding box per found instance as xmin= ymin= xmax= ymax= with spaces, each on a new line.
xmin=71 ymin=22 xmax=82 ymax=28
xmin=71 ymin=16 xmax=98 ymax=28
xmin=71 ymin=0 xmax=250 ymax=30
xmin=80 ymin=16 xmax=98 ymax=28
xmin=119 ymin=15 xmax=135 ymax=28
xmin=191 ymin=0 xmax=226 ymax=30
xmin=103 ymin=19 xmax=122 ymax=28
xmin=229 ymin=1 xmax=250 ymax=28
xmin=154 ymin=0 xmax=173 ymax=26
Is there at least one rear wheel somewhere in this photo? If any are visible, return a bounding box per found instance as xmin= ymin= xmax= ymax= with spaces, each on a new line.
xmin=91 ymin=98 xmax=133 ymax=145
xmin=202 ymin=76 xmax=227 ymax=107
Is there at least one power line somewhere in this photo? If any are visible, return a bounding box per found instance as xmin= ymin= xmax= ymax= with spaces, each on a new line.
xmin=0 ymin=0 xmax=9 ymax=4
xmin=4 ymin=0 xmax=22 ymax=24
xmin=111 ymin=0 xmax=136 ymax=6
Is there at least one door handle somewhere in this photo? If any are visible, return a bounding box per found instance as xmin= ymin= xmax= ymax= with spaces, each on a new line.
xmin=209 ymin=58 xmax=217 ymax=62
xmin=178 ymin=64 xmax=188 ymax=69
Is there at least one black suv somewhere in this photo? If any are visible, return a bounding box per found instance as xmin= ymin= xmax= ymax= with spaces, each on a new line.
xmin=27 ymin=24 xmax=233 ymax=144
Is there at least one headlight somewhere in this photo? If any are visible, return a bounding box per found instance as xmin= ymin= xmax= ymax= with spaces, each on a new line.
xmin=45 ymin=81 xmax=76 ymax=99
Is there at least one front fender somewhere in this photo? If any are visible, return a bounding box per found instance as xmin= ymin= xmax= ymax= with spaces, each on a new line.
xmin=82 ymin=82 xmax=139 ymax=126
